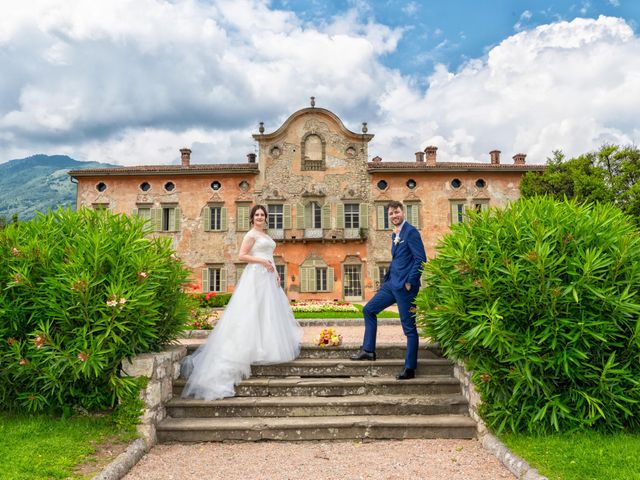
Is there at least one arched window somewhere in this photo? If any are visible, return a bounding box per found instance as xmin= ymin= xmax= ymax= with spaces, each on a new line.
xmin=301 ymin=133 xmax=326 ymax=170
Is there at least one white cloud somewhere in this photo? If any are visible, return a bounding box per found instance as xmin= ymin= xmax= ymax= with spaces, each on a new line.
xmin=514 ymin=10 xmax=533 ymax=31
xmin=0 ymin=3 xmax=638 ymax=168
xmin=369 ymin=15 xmax=640 ymax=164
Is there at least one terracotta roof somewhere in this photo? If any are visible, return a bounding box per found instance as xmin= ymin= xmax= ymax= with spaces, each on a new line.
xmin=367 ymin=161 xmax=545 ymax=172
xmin=68 ymin=163 xmax=260 ymax=177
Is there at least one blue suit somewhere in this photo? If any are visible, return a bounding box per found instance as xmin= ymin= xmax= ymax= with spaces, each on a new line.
xmin=362 ymin=222 xmax=427 ymax=369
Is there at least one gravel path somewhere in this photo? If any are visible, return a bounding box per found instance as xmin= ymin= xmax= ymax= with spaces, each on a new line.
xmin=124 ymin=324 xmax=515 ymax=480
xmin=124 ymin=439 xmax=515 ymax=480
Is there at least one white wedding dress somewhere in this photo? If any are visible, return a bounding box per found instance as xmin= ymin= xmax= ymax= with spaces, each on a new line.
xmin=181 ymin=230 xmax=303 ymax=400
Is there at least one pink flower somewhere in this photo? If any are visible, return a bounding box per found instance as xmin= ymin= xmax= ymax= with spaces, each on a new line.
xmin=77 ymin=352 xmax=88 ymax=362
xmin=19 ymin=358 xmax=29 ymax=366
xmin=34 ymin=336 xmax=45 ymax=348
xmin=137 ymin=271 xmax=149 ymax=280
xmin=11 ymin=247 xmax=21 ymax=257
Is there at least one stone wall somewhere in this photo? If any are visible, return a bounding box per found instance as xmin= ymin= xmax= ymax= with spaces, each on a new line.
xmin=121 ymin=345 xmax=187 ymax=446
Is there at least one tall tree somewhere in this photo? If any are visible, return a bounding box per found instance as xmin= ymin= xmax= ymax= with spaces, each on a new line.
xmin=520 ymin=145 xmax=639 ymax=226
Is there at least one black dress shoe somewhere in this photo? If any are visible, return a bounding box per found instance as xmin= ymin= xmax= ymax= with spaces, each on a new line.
xmin=396 ymin=368 xmax=415 ymax=380
xmin=350 ymin=349 xmax=376 ymax=361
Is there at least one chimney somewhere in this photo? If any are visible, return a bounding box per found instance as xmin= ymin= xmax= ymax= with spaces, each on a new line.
xmin=180 ymin=148 xmax=191 ymax=167
xmin=424 ymin=146 xmax=437 ymax=165
xmin=372 ymin=156 xmax=382 ymax=163
xmin=415 ymin=151 xmax=425 ymax=162
xmin=247 ymin=153 xmax=257 ymax=163
xmin=513 ymin=153 xmax=527 ymax=165
xmin=490 ymin=150 xmax=501 ymax=165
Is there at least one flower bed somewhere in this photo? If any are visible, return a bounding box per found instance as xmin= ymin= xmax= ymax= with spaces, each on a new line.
xmin=290 ymin=301 xmax=358 ymax=313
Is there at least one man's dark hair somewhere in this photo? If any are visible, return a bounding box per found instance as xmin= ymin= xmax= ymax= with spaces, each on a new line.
xmin=387 ymin=201 xmax=404 ymax=211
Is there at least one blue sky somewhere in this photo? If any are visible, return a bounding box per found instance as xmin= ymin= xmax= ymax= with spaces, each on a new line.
xmin=0 ymin=0 xmax=639 ymax=165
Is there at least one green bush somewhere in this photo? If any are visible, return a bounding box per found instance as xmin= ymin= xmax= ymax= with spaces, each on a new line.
xmin=416 ymin=197 xmax=640 ymax=433
xmin=188 ymin=290 xmax=231 ymax=308
xmin=0 ymin=208 xmax=191 ymax=412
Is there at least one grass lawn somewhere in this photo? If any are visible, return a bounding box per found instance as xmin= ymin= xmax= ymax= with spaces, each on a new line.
xmin=293 ymin=304 xmax=399 ymax=319
xmin=0 ymin=412 xmax=131 ymax=480
xmin=500 ymin=431 xmax=640 ymax=480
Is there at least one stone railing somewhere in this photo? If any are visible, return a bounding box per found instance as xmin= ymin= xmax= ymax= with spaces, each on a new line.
xmin=121 ymin=345 xmax=187 ymax=446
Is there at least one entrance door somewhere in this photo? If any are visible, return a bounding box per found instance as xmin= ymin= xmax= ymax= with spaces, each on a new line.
xmin=343 ymin=265 xmax=363 ymax=301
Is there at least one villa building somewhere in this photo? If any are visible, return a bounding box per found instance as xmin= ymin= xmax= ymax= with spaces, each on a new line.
xmin=69 ymin=103 xmax=544 ymax=301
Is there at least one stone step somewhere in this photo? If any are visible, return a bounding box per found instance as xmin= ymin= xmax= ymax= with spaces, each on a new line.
xmin=184 ymin=342 xmax=442 ymax=359
xmin=247 ymin=358 xmax=453 ymax=378
xmin=166 ymin=393 xmax=469 ymax=418
xmin=173 ymin=375 xmax=461 ymax=397
xmin=156 ymin=414 xmax=477 ymax=442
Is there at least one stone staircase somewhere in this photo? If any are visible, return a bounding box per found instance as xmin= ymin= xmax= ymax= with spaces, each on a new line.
xmin=157 ymin=342 xmax=476 ymax=442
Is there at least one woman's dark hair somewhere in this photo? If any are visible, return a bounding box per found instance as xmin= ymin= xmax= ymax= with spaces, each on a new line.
xmin=249 ymin=204 xmax=268 ymax=226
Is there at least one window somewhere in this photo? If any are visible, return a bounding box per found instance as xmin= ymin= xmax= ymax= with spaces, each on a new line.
xmin=96 ymin=182 xmax=107 ymax=192
xmin=267 ymin=204 xmax=291 ymax=238
xmin=373 ymin=264 xmax=389 ymax=290
xmin=202 ymin=266 xmax=227 ymax=292
xmin=450 ymin=202 xmax=466 ymax=225
xmin=316 ymin=268 xmax=328 ymax=291
xmin=151 ymin=206 xmax=181 ymax=232
xmin=268 ymin=204 xmax=284 ymax=229
xmin=139 ymin=182 xmax=151 ymax=192
xmin=203 ymin=205 xmax=227 ymax=231
xmin=475 ymin=179 xmax=486 ymax=189
xmin=376 ymin=205 xmax=391 ymax=230
xmin=164 ymin=182 xmax=175 ymax=192
xmin=301 ymin=133 xmax=325 ymax=170
xmin=344 ymin=203 xmax=360 ymax=229
xmin=451 ymin=178 xmax=462 ymax=189
xmin=405 ymin=203 xmax=420 ymax=228
xmin=376 ymin=180 xmax=388 ymax=190
xmin=211 ymin=181 xmax=221 ymax=191
xmin=406 ymin=179 xmax=417 ymax=189
xmin=311 ymin=202 xmax=322 ymax=229
xmin=474 ymin=200 xmax=489 ymax=212
xmin=343 ymin=265 xmax=362 ymax=299
xmin=297 ymin=203 xmax=329 ymax=233
xmin=276 ymin=264 xmax=286 ymax=290
xmin=300 ymin=258 xmax=334 ymax=293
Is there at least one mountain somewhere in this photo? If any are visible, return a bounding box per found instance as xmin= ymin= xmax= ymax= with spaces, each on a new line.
xmin=0 ymin=155 xmax=118 ymax=221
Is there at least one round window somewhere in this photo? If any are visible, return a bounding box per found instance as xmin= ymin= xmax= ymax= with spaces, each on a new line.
xmin=239 ymin=180 xmax=250 ymax=191
xmin=211 ymin=181 xmax=221 ymax=191
xmin=164 ymin=182 xmax=175 ymax=192
xmin=406 ymin=179 xmax=417 ymax=189
xmin=451 ymin=178 xmax=462 ymax=189
xmin=476 ymin=178 xmax=486 ymax=189
xmin=96 ymin=182 xmax=107 ymax=192
xmin=139 ymin=182 xmax=151 ymax=192
xmin=377 ymin=180 xmax=388 ymax=190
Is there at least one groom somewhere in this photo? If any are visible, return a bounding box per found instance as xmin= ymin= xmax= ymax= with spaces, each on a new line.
xmin=351 ymin=201 xmax=427 ymax=380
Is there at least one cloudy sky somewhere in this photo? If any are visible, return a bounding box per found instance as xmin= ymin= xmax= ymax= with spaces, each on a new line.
xmin=0 ymin=0 xmax=638 ymax=166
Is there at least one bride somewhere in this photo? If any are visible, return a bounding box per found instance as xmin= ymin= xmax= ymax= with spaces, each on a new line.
xmin=181 ymin=205 xmax=303 ymax=400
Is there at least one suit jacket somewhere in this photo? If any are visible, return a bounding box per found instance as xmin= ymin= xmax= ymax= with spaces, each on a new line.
xmin=383 ymin=222 xmax=427 ymax=290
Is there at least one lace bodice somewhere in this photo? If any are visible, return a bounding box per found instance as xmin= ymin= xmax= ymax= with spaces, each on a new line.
xmin=247 ymin=229 xmax=276 ymax=260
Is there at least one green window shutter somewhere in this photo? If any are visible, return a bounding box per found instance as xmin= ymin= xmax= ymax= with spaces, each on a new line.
xmin=202 ymin=268 xmax=209 ymax=292
xmin=283 ymin=204 xmax=292 ymax=229
xmin=203 ymin=206 xmax=211 ymax=231
xmin=220 ymin=267 xmax=227 ymax=292
xmin=336 ymin=203 xmax=344 ymax=229
xmin=308 ymin=267 xmax=317 ymax=292
xmin=237 ymin=205 xmax=249 ymax=231
xmin=376 ymin=205 xmax=385 ymax=230
xmin=304 ymin=204 xmax=312 ymax=229
xmin=300 ymin=266 xmax=311 ymax=292
xmin=321 ymin=204 xmax=330 ymax=229
xmin=359 ymin=203 xmax=368 ymax=230
xmin=151 ymin=208 xmax=162 ymax=231
xmin=221 ymin=207 xmax=228 ymax=231
xmin=450 ymin=203 xmax=465 ymax=225
xmin=326 ymin=267 xmax=334 ymax=293
xmin=408 ymin=204 xmax=420 ymax=228
xmin=296 ymin=204 xmax=305 ymax=229
xmin=172 ymin=207 xmax=181 ymax=231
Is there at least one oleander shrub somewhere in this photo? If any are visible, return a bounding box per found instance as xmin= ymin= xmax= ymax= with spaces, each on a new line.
xmin=0 ymin=208 xmax=192 ymax=412
xmin=416 ymin=197 xmax=640 ymax=433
